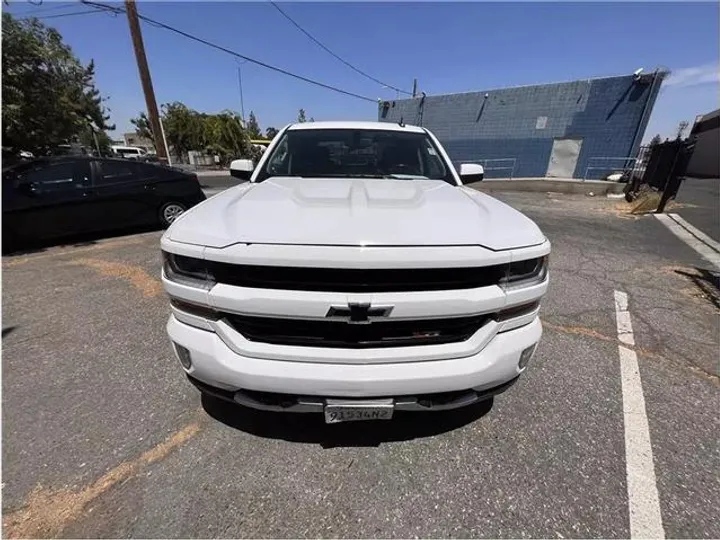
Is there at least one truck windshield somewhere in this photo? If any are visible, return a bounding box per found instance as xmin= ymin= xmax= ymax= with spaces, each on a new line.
xmin=255 ymin=129 xmax=454 ymax=184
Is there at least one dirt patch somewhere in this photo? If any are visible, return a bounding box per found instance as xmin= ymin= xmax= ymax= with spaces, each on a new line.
xmin=595 ymin=201 xmax=641 ymax=220
xmin=659 ymin=265 xmax=720 ymax=312
xmin=71 ymin=258 xmax=163 ymax=298
xmin=593 ymin=197 xmax=699 ymax=219
xmin=3 ymin=421 xmax=202 ymax=539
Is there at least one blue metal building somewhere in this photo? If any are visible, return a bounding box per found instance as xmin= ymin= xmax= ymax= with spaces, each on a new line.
xmin=378 ymin=72 xmax=666 ymax=179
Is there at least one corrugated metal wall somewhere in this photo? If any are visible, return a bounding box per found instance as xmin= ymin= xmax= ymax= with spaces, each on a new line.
xmin=378 ymin=74 xmax=664 ymax=179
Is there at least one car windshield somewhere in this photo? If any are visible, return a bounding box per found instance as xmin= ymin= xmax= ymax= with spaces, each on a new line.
xmin=255 ymin=128 xmax=454 ymax=184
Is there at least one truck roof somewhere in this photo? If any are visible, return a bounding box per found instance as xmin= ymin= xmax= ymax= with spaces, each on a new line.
xmin=286 ymin=121 xmax=426 ymax=133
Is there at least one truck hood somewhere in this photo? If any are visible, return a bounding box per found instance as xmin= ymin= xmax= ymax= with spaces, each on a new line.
xmin=168 ymin=177 xmax=546 ymax=250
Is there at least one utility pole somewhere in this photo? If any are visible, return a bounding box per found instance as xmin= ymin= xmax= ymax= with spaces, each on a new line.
xmin=91 ymin=128 xmax=101 ymax=156
xmin=125 ymin=0 xmax=169 ymax=163
xmin=159 ymin=117 xmax=172 ymax=166
xmin=412 ymin=78 xmax=417 ymax=98
xmin=237 ymin=65 xmax=246 ymax=124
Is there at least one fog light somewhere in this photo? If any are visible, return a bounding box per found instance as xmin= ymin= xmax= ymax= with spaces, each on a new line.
xmin=174 ymin=343 xmax=192 ymax=370
xmin=518 ymin=344 xmax=537 ymax=370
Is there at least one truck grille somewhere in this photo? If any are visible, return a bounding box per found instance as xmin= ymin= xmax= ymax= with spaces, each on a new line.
xmin=209 ymin=263 xmax=506 ymax=292
xmin=225 ymin=314 xmax=490 ymax=348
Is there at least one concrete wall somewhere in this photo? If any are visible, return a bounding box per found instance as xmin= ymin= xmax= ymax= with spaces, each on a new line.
xmin=378 ymin=73 xmax=664 ymax=179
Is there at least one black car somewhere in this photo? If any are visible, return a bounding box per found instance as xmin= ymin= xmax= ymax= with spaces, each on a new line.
xmin=2 ymin=156 xmax=206 ymax=252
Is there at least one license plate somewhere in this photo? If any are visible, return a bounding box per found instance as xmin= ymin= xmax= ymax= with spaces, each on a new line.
xmin=324 ymin=398 xmax=394 ymax=424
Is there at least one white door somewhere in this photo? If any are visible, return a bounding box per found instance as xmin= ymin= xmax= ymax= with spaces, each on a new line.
xmin=547 ymin=138 xmax=583 ymax=178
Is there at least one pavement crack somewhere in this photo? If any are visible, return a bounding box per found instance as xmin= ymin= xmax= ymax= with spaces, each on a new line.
xmin=2 ymin=418 xmax=203 ymax=539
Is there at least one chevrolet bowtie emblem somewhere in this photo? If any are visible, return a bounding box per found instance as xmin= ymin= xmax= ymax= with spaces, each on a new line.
xmin=326 ymin=302 xmax=394 ymax=324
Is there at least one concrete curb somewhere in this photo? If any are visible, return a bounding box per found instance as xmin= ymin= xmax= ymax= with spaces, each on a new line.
xmin=468 ymin=177 xmax=626 ymax=195
xmin=195 ymin=170 xmax=230 ymax=177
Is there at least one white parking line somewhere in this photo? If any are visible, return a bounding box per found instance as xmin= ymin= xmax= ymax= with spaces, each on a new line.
xmin=614 ymin=290 xmax=664 ymax=539
xmin=668 ymin=213 xmax=720 ymax=251
xmin=655 ymin=213 xmax=720 ymax=270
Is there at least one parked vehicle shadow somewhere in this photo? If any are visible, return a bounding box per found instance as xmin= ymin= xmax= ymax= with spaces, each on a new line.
xmin=2 ymin=326 xmax=17 ymax=338
xmin=675 ymin=267 xmax=720 ymax=309
xmin=201 ymin=394 xmax=494 ymax=447
xmin=2 ymin=224 xmax=163 ymax=257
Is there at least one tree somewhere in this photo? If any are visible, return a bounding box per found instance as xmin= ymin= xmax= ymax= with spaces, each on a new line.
xmin=78 ymin=128 xmax=112 ymax=156
xmin=265 ymin=127 xmax=279 ymax=139
xmin=297 ymin=109 xmax=307 ymax=123
xmin=649 ymin=134 xmax=662 ymax=146
xmin=130 ymin=112 xmax=154 ymax=145
xmin=675 ymin=120 xmax=689 ymax=140
xmin=246 ymin=111 xmax=262 ymax=139
xmin=203 ymin=110 xmax=252 ymax=165
xmin=2 ymin=13 xmax=114 ymax=155
xmin=132 ymin=104 xmax=252 ymax=165
xmin=161 ymin=102 xmax=203 ymax=159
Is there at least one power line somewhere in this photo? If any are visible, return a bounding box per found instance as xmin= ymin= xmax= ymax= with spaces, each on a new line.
xmin=13 ymin=2 xmax=81 ymax=16
xmin=21 ymin=9 xmax=106 ymax=20
xmin=268 ymin=1 xmax=412 ymax=96
xmin=80 ymin=0 xmax=378 ymax=103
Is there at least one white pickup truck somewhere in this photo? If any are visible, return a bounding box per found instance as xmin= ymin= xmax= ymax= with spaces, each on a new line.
xmin=161 ymin=121 xmax=549 ymax=424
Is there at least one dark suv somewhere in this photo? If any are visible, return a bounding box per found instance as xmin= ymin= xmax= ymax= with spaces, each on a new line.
xmin=2 ymin=156 xmax=206 ymax=252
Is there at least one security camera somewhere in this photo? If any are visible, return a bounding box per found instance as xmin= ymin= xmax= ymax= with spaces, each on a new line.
xmin=633 ymin=68 xmax=644 ymax=76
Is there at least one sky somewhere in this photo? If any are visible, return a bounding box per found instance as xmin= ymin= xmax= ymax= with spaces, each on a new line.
xmin=5 ymin=1 xmax=719 ymax=142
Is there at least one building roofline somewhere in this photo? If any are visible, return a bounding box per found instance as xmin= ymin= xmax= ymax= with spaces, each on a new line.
xmin=403 ymin=69 xmax=670 ymax=100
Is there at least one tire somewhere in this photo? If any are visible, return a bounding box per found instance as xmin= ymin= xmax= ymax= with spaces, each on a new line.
xmin=159 ymin=201 xmax=187 ymax=228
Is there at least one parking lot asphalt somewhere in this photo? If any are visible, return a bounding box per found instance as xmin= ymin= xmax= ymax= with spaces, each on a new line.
xmin=196 ymin=172 xmax=240 ymax=191
xmin=673 ymin=177 xmax=720 ymax=243
xmin=2 ymin=190 xmax=718 ymax=538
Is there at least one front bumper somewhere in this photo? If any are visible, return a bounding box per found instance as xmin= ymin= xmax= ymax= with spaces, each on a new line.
xmin=188 ymin=373 xmax=520 ymax=413
xmin=167 ymin=314 xmax=542 ymax=407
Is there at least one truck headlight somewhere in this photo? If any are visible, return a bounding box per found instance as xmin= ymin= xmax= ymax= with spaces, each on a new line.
xmin=162 ymin=251 xmax=215 ymax=289
xmin=502 ymin=255 xmax=548 ymax=289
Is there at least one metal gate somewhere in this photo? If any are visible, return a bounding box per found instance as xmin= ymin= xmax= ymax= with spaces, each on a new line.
xmin=627 ymin=139 xmax=696 ymax=212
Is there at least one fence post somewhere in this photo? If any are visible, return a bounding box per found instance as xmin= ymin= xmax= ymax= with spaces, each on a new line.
xmin=656 ymin=140 xmax=694 ymax=213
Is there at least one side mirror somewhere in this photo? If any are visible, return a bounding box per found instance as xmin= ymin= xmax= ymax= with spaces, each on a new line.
xmin=459 ymin=163 xmax=484 ymax=183
xmin=230 ymin=158 xmax=254 ymax=181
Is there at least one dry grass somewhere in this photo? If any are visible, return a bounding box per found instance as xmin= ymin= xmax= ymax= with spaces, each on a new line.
xmin=542 ymin=320 xmax=664 ymax=360
xmin=71 ymin=258 xmax=163 ymax=298
xmin=543 ymin=319 xmax=719 ymax=383
xmin=594 ymin=200 xmax=641 ymax=220
xmin=630 ymin=191 xmax=662 ymax=214
xmin=3 ymin=421 xmax=202 ymax=539
xmin=541 ymin=321 xmax=617 ymax=343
